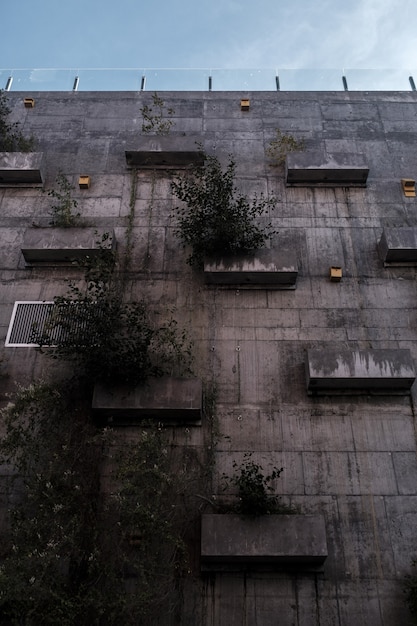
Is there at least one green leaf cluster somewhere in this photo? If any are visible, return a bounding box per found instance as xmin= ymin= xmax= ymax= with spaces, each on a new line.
xmin=228 ymin=453 xmax=284 ymax=516
xmin=0 ymin=383 xmax=197 ymax=625
xmin=32 ymin=234 xmax=193 ymax=385
xmin=0 ymin=90 xmax=35 ymax=152
xmin=171 ymin=152 xmax=276 ymax=266
xmin=266 ymin=128 xmax=305 ymax=166
xmin=140 ymin=92 xmax=175 ymax=135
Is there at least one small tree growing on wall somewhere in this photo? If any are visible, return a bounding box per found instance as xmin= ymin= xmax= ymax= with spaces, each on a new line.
xmin=266 ymin=128 xmax=305 ymax=167
xmin=140 ymin=92 xmax=175 ymax=135
xmin=0 ymin=89 xmax=35 ymax=152
xmin=224 ymin=453 xmax=284 ymax=516
xmin=32 ymin=235 xmax=193 ymax=385
xmin=0 ymin=382 xmax=200 ymax=625
xmin=171 ymin=151 xmax=276 ymax=267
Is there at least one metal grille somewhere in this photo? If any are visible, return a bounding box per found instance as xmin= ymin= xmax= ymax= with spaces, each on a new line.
xmin=5 ymin=302 xmax=58 ymax=347
xmin=5 ymin=301 xmax=101 ymax=348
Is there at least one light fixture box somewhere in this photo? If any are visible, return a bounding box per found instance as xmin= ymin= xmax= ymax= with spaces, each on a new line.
xmin=240 ymin=99 xmax=250 ymax=111
xmin=329 ymin=266 xmax=342 ymax=281
xmin=401 ymin=178 xmax=416 ymax=197
xmin=23 ymin=98 xmax=35 ymax=108
xmin=78 ymin=175 xmax=90 ymax=189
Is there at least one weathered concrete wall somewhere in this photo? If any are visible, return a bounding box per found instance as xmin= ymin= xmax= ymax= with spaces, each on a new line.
xmin=1 ymin=90 xmax=417 ymax=624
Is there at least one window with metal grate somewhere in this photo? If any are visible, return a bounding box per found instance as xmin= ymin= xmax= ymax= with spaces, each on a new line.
xmin=6 ymin=302 xmax=56 ymax=347
xmin=5 ymin=301 xmax=94 ymax=347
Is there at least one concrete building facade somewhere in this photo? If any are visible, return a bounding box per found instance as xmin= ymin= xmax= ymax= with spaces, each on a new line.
xmin=1 ymin=88 xmax=417 ymax=624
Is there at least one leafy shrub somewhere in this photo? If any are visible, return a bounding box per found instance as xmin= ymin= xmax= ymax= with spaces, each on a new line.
xmin=0 ymin=89 xmax=35 ymax=152
xmin=266 ymin=128 xmax=305 ymax=166
xmin=0 ymin=383 xmax=197 ymax=625
xmin=171 ymin=151 xmax=276 ymax=267
xmin=33 ymin=235 xmax=193 ymax=385
xmin=227 ymin=453 xmax=284 ymax=516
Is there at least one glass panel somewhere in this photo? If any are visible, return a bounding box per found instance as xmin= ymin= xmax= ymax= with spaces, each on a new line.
xmin=0 ymin=68 xmax=415 ymax=92
xmin=210 ymin=69 xmax=277 ymax=91
xmin=1 ymin=70 xmax=12 ymax=90
xmin=277 ymin=69 xmax=344 ymax=91
xmin=344 ymin=69 xmax=412 ymax=91
xmin=142 ymin=69 xmax=210 ymax=91
xmin=76 ymin=69 xmax=141 ymax=91
xmin=6 ymin=69 xmax=74 ymax=91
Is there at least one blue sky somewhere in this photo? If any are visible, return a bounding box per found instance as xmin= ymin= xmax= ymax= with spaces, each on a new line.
xmin=2 ymin=0 xmax=417 ymax=71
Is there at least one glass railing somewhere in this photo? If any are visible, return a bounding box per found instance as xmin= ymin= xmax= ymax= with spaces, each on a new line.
xmin=1 ymin=68 xmax=416 ymax=92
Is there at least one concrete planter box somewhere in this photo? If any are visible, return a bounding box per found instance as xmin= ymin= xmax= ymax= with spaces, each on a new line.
xmin=125 ymin=136 xmax=204 ymax=169
xmin=378 ymin=227 xmax=417 ymax=265
xmin=92 ymin=376 xmax=202 ymax=425
xmin=0 ymin=152 xmax=44 ymax=187
xmin=201 ymin=514 xmax=328 ymax=571
xmin=306 ymin=348 xmax=416 ymax=395
xmin=286 ymin=152 xmax=369 ymax=187
xmin=21 ymin=228 xmax=115 ymax=266
xmin=204 ymin=249 xmax=298 ymax=288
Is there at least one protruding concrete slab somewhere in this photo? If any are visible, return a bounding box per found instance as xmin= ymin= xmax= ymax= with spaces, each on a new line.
xmin=21 ymin=228 xmax=115 ymax=266
xmin=378 ymin=228 xmax=417 ymax=265
xmin=286 ymin=152 xmax=369 ymax=186
xmin=0 ymin=152 xmax=44 ymax=187
xmin=306 ymin=348 xmax=416 ymax=394
xmin=92 ymin=376 xmax=202 ymax=424
xmin=200 ymin=514 xmax=328 ymax=571
xmin=125 ymin=136 xmax=204 ymax=169
xmin=204 ymin=249 xmax=298 ymax=288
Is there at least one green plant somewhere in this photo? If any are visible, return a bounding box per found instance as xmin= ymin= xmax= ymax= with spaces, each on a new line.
xmin=226 ymin=453 xmax=284 ymax=516
xmin=140 ymin=92 xmax=175 ymax=135
xmin=0 ymin=382 xmax=111 ymax=625
xmin=47 ymin=170 xmax=80 ymax=227
xmin=266 ymin=128 xmax=305 ymax=166
xmin=0 ymin=89 xmax=35 ymax=152
xmin=171 ymin=151 xmax=276 ymax=267
xmin=32 ymin=234 xmax=193 ymax=385
xmin=0 ymin=383 xmax=200 ymax=625
xmin=404 ymin=560 xmax=417 ymax=622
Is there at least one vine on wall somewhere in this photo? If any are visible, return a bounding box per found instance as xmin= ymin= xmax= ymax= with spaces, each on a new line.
xmin=0 ymin=90 xmax=35 ymax=152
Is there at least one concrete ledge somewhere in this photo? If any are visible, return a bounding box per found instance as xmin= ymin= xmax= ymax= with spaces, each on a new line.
xmin=378 ymin=228 xmax=417 ymax=265
xmin=286 ymin=152 xmax=369 ymax=186
xmin=92 ymin=376 xmax=202 ymax=425
xmin=204 ymin=249 xmax=298 ymax=288
xmin=306 ymin=348 xmax=416 ymax=394
xmin=21 ymin=229 xmax=115 ymax=266
xmin=125 ymin=136 xmax=204 ymax=169
xmin=0 ymin=152 xmax=44 ymax=187
xmin=200 ymin=514 xmax=328 ymax=571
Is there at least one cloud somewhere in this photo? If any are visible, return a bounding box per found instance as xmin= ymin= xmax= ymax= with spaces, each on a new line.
xmin=187 ymin=0 xmax=417 ymax=71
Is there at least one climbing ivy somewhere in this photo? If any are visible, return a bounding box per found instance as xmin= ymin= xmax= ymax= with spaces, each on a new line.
xmin=47 ymin=170 xmax=81 ymax=228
